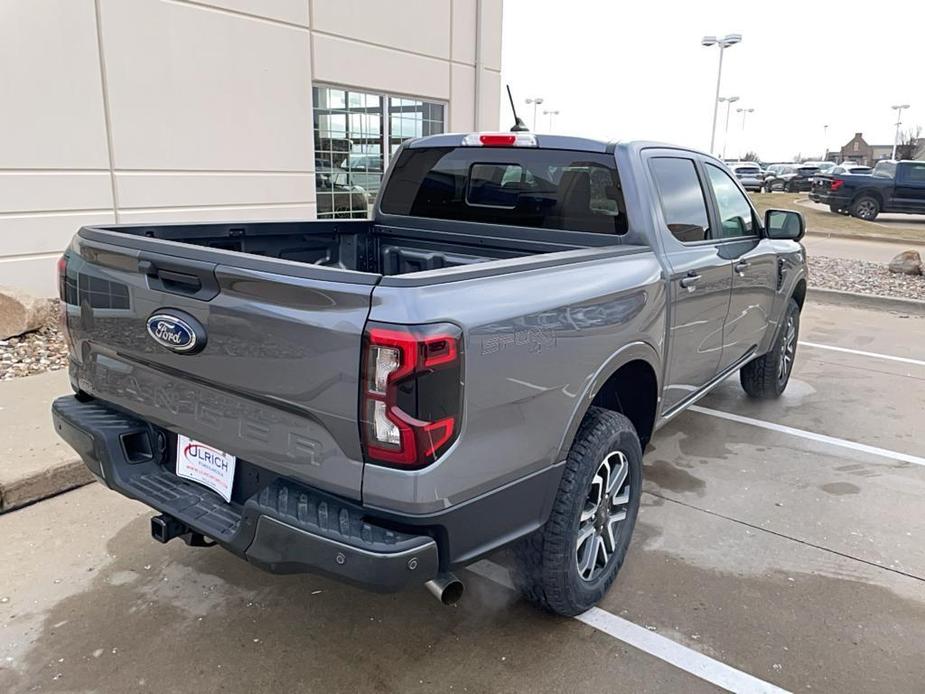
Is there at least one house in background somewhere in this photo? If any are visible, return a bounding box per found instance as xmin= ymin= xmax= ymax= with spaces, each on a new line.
xmin=831 ymin=132 xmax=925 ymax=165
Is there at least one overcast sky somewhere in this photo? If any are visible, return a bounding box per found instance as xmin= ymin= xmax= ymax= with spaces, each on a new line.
xmin=499 ymin=0 xmax=923 ymax=162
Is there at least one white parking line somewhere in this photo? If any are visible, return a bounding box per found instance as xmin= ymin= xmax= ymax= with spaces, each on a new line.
xmin=799 ymin=341 xmax=925 ymax=368
xmin=466 ymin=560 xmax=788 ymax=694
xmin=689 ymin=406 xmax=925 ymax=467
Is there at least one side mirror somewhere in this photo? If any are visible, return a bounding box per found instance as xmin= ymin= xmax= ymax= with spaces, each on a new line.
xmin=765 ymin=209 xmax=805 ymax=241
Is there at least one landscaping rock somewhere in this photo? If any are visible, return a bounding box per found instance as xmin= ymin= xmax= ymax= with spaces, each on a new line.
xmin=888 ymin=250 xmax=923 ymax=276
xmin=0 ymin=287 xmax=53 ymax=340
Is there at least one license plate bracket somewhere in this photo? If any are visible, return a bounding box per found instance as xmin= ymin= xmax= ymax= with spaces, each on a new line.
xmin=175 ymin=434 xmax=237 ymax=503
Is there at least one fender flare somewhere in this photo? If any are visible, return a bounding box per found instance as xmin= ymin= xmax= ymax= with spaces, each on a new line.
xmin=555 ymin=340 xmax=662 ymax=460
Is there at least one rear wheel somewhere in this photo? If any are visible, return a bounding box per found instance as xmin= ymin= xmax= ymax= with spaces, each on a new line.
xmin=512 ymin=407 xmax=642 ymax=617
xmin=740 ymin=298 xmax=800 ymax=399
xmin=850 ymin=195 xmax=880 ymax=221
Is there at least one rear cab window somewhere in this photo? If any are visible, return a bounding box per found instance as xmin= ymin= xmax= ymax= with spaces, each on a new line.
xmin=380 ymin=147 xmax=627 ymax=235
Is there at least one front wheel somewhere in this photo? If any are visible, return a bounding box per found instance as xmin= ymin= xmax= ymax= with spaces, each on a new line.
xmin=740 ymin=298 xmax=800 ymax=399
xmin=512 ymin=407 xmax=642 ymax=617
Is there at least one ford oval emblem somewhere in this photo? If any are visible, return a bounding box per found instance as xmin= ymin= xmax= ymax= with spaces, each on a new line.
xmin=146 ymin=311 xmax=206 ymax=354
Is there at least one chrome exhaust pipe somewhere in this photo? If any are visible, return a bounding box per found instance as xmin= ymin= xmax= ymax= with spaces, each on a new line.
xmin=425 ymin=573 xmax=464 ymax=605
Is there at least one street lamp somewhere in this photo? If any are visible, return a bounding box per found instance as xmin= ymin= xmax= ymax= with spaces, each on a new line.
xmin=718 ymin=96 xmax=739 ymax=158
xmin=891 ymin=104 xmax=910 ymax=160
xmin=736 ymin=106 xmax=755 ymax=130
xmin=702 ymin=33 xmax=742 ymax=155
xmin=823 ymin=124 xmax=829 ymax=161
xmin=525 ymin=97 xmax=544 ymax=131
xmin=543 ymin=109 xmax=560 ymax=132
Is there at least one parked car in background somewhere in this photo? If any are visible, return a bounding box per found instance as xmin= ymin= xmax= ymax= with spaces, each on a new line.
xmin=339 ymin=153 xmax=385 ymax=196
xmin=51 ymin=133 xmax=807 ymax=617
xmin=315 ymin=164 xmax=370 ymax=218
xmin=731 ymin=162 xmax=764 ymax=192
xmin=830 ymin=164 xmax=872 ymax=175
xmin=809 ymin=159 xmax=925 ymax=219
xmin=764 ymin=164 xmax=820 ymax=192
xmin=803 ymin=161 xmax=836 ymax=173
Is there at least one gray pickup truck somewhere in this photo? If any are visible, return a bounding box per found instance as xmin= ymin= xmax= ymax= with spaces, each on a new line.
xmin=52 ymin=133 xmax=806 ymax=616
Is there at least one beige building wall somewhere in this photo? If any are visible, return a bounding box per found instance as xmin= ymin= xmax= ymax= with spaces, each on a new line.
xmin=0 ymin=0 xmax=503 ymax=296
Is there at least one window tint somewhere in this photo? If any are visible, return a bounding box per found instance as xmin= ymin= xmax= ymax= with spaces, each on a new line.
xmin=380 ymin=148 xmax=627 ymax=234
xmin=705 ymin=164 xmax=756 ymax=238
xmin=648 ymin=157 xmax=711 ymax=243
xmin=901 ymin=163 xmax=925 ymax=183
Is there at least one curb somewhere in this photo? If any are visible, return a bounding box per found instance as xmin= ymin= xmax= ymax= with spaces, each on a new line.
xmin=0 ymin=458 xmax=94 ymax=514
xmin=807 ymin=287 xmax=925 ymax=315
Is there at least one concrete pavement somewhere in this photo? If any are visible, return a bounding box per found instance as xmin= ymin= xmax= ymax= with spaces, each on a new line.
xmin=1 ymin=299 xmax=923 ymax=693
xmin=0 ymin=370 xmax=89 ymax=512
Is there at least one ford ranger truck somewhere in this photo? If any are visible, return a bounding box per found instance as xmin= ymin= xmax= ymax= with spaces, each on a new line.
xmin=51 ymin=134 xmax=807 ymax=616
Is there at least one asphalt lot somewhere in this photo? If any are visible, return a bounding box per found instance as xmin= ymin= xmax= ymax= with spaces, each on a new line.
xmin=2 ymin=300 xmax=923 ymax=693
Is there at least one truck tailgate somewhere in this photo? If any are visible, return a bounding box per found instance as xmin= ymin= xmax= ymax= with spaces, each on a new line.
xmin=64 ymin=234 xmax=376 ymax=501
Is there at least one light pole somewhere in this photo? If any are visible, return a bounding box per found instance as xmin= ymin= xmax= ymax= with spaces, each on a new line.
xmin=736 ymin=107 xmax=754 ymax=157
xmin=891 ymin=104 xmax=910 ymax=159
xmin=702 ymin=33 xmax=742 ymax=155
xmin=737 ymin=107 xmax=754 ymax=130
xmin=718 ymin=96 xmax=739 ymax=159
xmin=543 ymin=109 xmax=560 ymax=132
xmin=823 ymin=124 xmax=829 ymax=160
xmin=525 ymin=97 xmax=544 ymax=131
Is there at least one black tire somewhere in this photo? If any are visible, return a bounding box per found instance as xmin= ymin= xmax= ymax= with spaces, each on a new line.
xmin=512 ymin=407 xmax=642 ymax=617
xmin=740 ymin=298 xmax=800 ymax=399
xmin=850 ymin=195 xmax=880 ymax=221
xmin=784 ymin=181 xmax=793 ymax=193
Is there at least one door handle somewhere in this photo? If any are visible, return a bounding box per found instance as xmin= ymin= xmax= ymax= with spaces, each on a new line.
xmin=734 ymin=260 xmax=750 ymax=274
xmin=679 ymin=272 xmax=701 ymax=289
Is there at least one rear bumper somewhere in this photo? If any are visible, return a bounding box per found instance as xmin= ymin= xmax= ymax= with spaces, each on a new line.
xmin=809 ymin=191 xmax=850 ymax=206
xmin=51 ymin=395 xmax=439 ymax=591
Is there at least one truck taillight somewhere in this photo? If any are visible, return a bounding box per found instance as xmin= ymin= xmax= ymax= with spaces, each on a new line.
xmin=57 ymin=254 xmax=68 ymax=302
xmin=830 ymin=179 xmax=844 ymax=191
xmin=361 ymin=323 xmax=463 ymax=468
xmin=56 ymin=254 xmax=74 ymax=351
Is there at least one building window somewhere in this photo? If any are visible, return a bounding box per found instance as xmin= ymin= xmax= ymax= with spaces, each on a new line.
xmin=312 ymin=85 xmax=445 ymax=219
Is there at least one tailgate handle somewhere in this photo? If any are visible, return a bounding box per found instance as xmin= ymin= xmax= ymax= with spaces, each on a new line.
xmin=138 ymin=256 xmax=218 ymax=301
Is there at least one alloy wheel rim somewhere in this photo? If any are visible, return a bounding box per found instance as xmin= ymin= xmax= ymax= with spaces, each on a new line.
xmin=576 ymin=450 xmax=630 ymax=582
xmin=858 ymin=200 xmax=876 ymax=219
xmin=778 ymin=314 xmax=796 ymax=383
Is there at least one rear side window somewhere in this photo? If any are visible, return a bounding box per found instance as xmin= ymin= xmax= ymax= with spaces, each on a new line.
xmin=900 ymin=163 xmax=925 ymax=182
xmin=380 ymin=147 xmax=627 ymax=234
xmin=648 ymin=157 xmax=711 ymax=243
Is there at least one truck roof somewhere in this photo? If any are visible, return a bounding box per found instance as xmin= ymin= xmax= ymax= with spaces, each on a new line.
xmin=406 ymin=132 xmax=709 ymax=159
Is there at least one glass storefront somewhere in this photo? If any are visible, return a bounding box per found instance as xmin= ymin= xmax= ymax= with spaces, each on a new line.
xmin=312 ymin=85 xmax=445 ymax=219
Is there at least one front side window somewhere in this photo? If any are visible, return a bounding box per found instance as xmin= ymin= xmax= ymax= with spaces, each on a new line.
xmin=705 ymin=164 xmax=756 ymax=238
xmin=648 ymin=157 xmax=711 ymax=243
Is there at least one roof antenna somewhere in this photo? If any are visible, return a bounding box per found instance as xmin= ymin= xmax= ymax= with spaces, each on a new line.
xmin=506 ymin=85 xmax=529 ymax=132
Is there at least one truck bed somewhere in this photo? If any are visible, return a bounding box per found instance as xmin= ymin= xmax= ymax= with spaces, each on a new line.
xmin=80 ymin=218 xmax=625 ymax=281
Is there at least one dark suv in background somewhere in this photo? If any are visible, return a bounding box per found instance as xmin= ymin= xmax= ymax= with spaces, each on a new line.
xmin=764 ymin=164 xmax=820 ymax=192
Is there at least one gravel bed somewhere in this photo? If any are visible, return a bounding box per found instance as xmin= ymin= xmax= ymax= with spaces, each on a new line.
xmin=0 ymin=303 xmax=69 ymax=381
xmin=808 ymin=255 xmax=925 ymax=301
xmin=1 ymin=259 xmax=922 ymax=382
